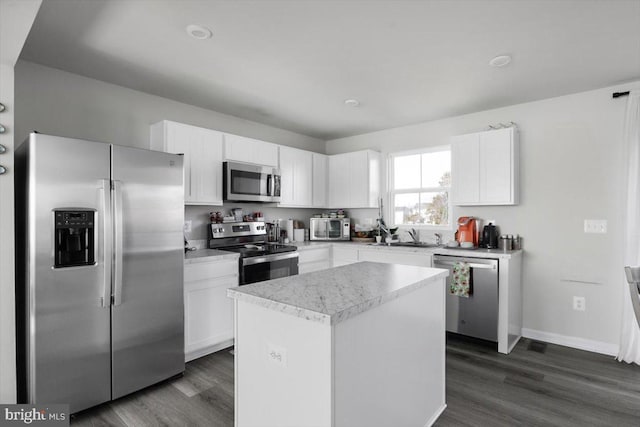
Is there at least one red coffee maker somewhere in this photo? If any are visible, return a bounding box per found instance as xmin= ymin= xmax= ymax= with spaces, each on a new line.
xmin=455 ymin=216 xmax=478 ymax=247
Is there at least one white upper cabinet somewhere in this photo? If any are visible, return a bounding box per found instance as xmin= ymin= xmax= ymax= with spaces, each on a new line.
xmin=150 ymin=120 xmax=224 ymax=205
xmin=223 ymin=133 xmax=279 ymax=167
xmin=278 ymin=146 xmax=313 ymax=207
xmin=312 ymin=153 xmax=328 ymax=208
xmin=328 ymin=150 xmax=381 ymax=208
xmin=451 ymin=127 xmax=519 ymax=206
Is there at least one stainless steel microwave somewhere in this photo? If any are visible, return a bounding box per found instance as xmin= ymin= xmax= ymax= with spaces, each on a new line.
xmin=310 ymin=218 xmax=351 ymax=241
xmin=223 ymin=161 xmax=281 ymax=203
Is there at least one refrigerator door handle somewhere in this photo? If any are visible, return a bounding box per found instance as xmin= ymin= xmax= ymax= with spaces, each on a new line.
xmin=99 ymin=179 xmax=112 ymax=308
xmin=112 ymin=180 xmax=124 ymax=306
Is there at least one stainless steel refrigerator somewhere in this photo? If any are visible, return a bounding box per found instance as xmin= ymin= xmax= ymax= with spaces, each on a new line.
xmin=15 ymin=133 xmax=185 ymax=413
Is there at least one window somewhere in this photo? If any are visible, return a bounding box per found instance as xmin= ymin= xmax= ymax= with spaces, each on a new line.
xmin=389 ymin=147 xmax=451 ymax=227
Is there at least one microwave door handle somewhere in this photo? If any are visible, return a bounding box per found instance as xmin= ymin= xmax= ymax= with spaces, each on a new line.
xmin=267 ymin=174 xmax=273 ymax=196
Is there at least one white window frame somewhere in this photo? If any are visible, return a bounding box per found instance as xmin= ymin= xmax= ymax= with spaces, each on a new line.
xmin=387 ymin=145 xmax=452 ymax=230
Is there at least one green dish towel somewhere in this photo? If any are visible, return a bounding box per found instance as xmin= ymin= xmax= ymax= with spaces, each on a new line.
xmin=450 ymin=262 xmax=472 ymax=298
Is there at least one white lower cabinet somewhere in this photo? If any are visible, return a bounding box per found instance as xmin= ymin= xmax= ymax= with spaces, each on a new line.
xmin=331 ymin=245 xmax=360 ymax=267
xmin=184 ymin=258 xmax=238 ymax=362
xmin=298 ymin=246 xmax=332 ymax=274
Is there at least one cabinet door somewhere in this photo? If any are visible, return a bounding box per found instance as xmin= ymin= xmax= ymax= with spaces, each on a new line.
xmin=184 ymin=275 xmax=237 ymax=361
xmin=279 ymin=146 xmax=312 ymax=207
xmin=480 ymin=128 xmax=513 ymax=204
xmin=298 ymin=247 xmax=332 ymax=275
xmin=152 ymin=121 xmax=224 ymax=205
xmin=328 ymin=151 xmax=380 ymax=208
xmin=224 ymin=133 xmax=278 ymax=166
xmin=279 ymin=146 xmax=296 ymax=205
xmin=332 ymin=246 xmax=359 ymax=267
xmin=313 ymin=153 xmax=328 ymax=207
xmin=194 ymin=127 xmax=224 ymax=205
xmin=349 ymin=151 xmax=369 ymax=207
xmin=451 ymin=133 xmax=480 ymax=205
xmin=165 ymin=122 xmax=196 ymax=203
xmin=328 ymin=154 xmax=351 ymax=208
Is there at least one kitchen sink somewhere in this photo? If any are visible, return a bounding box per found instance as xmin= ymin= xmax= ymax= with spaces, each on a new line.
xmin=368 ymin=242 xmax=442 ymax=248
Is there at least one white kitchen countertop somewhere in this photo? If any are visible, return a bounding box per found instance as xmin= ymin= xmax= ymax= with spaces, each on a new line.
xmin=185 ymin=239 xmax=522 ymax=261
xmin=227 ymin=262 xmax=448 ymax=325
xmin=184 ymin=248 xmax=239 ymax=264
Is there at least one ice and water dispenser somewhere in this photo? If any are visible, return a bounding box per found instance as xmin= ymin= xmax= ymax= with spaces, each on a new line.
xmin=54 ymin=210 xmax=95 ymax=268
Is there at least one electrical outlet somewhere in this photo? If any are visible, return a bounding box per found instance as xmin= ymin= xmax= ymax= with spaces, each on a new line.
xmin=267 ymin=343 xmax=287 ymax=367
xmin=573 ymin=296 xmax=586 ymax=311
xmin=584 ymin=219 xmax=607 ymax=234
xmin=184 ymin=220 xmax=192 ymax=233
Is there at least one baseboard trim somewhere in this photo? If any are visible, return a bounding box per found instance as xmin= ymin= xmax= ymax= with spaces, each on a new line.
xmin=522 ymin=328 xmax=618 ymax=356
xmin=185 ymin=338 xmax=234 ymax=362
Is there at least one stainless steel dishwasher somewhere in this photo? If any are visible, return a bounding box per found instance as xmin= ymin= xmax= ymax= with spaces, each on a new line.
xmin=433 ymin=254 xmax=499 ymax=342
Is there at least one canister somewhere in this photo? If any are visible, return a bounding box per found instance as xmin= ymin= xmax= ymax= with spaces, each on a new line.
xmin=499 ymin=235 xmax=512 ymax=251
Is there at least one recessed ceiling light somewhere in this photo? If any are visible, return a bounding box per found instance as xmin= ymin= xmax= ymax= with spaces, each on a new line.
xmin=489 ymin=55 xmax=512 ymax=67
xmin=344 ymin=99 xmax=360 ymax=107
xmin=186 ymin=24 xmax=212 ymax=40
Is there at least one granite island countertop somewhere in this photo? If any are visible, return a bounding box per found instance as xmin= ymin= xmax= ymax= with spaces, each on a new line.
xmin=227 ymin=261 xmax=448 ymax=325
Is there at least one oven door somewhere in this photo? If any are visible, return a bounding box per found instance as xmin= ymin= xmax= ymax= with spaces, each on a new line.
xmin=239 ymin=252 xmax=299 ymax=285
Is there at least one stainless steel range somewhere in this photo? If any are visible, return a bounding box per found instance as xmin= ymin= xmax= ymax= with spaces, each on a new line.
xmin=208 ymin=221 xmax=298 ymax=285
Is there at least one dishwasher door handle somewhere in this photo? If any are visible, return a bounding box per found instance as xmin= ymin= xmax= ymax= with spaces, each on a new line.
xmin=434 ymin=260 xmax=496 ymax=270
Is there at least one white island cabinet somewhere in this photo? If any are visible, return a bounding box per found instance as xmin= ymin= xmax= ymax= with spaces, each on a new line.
xmin=228 ymin=262 xmax=448 ymax=427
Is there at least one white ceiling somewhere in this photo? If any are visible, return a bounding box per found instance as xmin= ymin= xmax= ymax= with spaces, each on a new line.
xmin=19 ymin=0 xmax=640 ymax=140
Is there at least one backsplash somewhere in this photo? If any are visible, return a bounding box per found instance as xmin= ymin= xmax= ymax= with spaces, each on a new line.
xmin=184 ymin=204 xmax=323 ymax=242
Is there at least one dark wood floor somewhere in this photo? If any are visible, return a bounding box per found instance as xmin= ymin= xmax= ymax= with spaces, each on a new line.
xmin=72 ymin=335 xmax=640 ymax=426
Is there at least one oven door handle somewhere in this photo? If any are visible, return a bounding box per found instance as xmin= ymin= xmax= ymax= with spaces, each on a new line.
xmin=242 ymin=251 xmax=299 ymax=266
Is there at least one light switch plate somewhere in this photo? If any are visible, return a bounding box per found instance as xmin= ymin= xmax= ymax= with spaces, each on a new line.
xmin=584 ymin=219 xmax=607 ymax=234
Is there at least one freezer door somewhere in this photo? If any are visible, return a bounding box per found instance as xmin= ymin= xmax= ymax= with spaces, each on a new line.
xmin=111 ymin=145 xmax=185 ymax=399
xmin=19 ymin=134 xmax=111 ymax=413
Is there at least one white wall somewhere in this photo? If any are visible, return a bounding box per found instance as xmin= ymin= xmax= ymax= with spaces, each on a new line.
xmin=327 ymin=82 xmax=640 ymax=352
xmin=14 ymin=60 xmax=325 ymax=153
xmin=0 ymin=62 xmax=18 ymax=405
xmin=14 ymin=61 xmax=327 ymax=243
xmin=0 ymin=0 xmax=42 ymax=404
xmin=186 ymin=204 xmax=321 ymax=244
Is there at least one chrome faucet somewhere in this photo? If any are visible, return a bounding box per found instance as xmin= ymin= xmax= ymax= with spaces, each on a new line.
xmin=407 ymin=228 xmax=419 ymax=243
xmin=378 ymin=218 xmax=390 ymax=236
xmin=434 ymin=233 xmax=442 ymax=246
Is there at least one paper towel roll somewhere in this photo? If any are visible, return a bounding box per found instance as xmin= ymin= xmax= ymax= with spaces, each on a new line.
xmin=286 ymin=219 xmax=294 ymax=241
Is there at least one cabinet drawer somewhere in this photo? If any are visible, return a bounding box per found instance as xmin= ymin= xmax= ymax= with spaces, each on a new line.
xmin=185 ymin=260 xmax=238 ymax=282
xmin=299 ymin=247 xmax=331 ymax=264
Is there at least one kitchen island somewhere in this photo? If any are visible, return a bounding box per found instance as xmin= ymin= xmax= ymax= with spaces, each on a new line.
xmin=227 ymin=262 xmax=448 ymax=427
